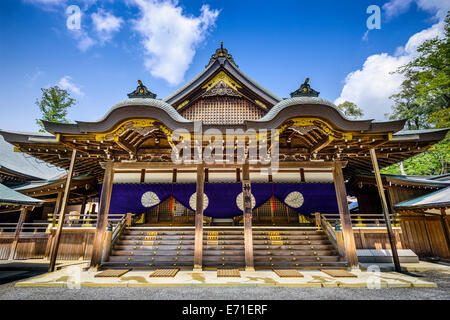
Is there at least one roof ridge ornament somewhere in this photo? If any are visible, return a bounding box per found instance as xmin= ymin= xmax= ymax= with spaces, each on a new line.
xmin=290 ymin=78 xmax=320 ymax=98
xmin=127 ymin=80 xmax=157 ymax=99
xmin=206 ymin=41 xmax=238 ymax=68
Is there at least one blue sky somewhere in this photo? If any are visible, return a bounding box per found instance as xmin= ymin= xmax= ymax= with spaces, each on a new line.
xmin=0 ymin=0 xmax=448 ymax=132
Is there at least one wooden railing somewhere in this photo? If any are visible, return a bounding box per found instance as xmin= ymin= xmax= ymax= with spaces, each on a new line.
xmin=316 ymin=213 xmax=345 ymax=257
xmin=111 ymin=214 xmax=130 ymax=246
xmin=321 ymin=213 xmax=401 ymax=228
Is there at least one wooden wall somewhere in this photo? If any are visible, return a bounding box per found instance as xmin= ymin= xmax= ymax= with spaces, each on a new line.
xmin=0 ymin=229 xmax=95 ymax=261
xmin=353 ymin=228 xmax=404 ymax=250
xmin=400 ymin=214 xmax=450 ymax=258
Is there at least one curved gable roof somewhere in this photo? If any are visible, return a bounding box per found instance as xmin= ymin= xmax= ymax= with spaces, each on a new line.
xmin=43 ymin=98 xmax=194 ymax=134
xmin=247 ymin=97 xmax=406 ymax=133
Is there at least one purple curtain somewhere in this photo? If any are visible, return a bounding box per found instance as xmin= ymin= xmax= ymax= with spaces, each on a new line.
xmin=99 ymin=182 xmax=339 ymax=219
xmin=273 ymin=183 xmax=338 ymax=215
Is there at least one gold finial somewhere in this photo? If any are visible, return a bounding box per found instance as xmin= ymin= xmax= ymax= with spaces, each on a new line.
xmin=220 ymin=41 xmax=223 ymax=49
xmin=305 ymin=77 xmax=310 ymax=83
xmin=138 ymin=80 xmax=143 ymax=86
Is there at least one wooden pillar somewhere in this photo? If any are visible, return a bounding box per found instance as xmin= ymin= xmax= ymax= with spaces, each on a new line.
xmin=332 ymin=161 xmax=359 ymax=269
xmin=48 ymin=149 xmax=77 ymax=272
xmin=89 ymin=161 xmax=114 ymax=269
xmin=8 ymin=207 xmax=28 ymax=260
xmin=242 ymin=163 xmax=254 ymax=271
xmin=52 ymin=191 xmax=63 ymax=226
xmin=80 ymin=196 xmax=87 ymax=222
xmin=193 ymin=164 xmax=205 ymax=270
xmin=45 ymin=191 xmax=63 ymax=259
xmin=140 ymin=169 xmax=146 ymax=183
xmin=370 ymin=148 xmax=401 ymax=272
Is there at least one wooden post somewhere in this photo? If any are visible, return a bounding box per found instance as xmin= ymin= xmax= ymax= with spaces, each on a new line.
xmin=370 ymin=148 xmax=401 ymax=272
xmin=89 ymin=161 xmax=114 ymax=269
xmin=314 ymin=212 xmax=321 ymax=229
xmin=80 ymin=196 xmax=87 ymax=222
xmin=126 ymin=213 xmax=133 ymax=227
xmin=335 ymin=230 xmax=345 ymax=257
xmin=101 ymin=225 xmax=113 ymax=262
xmin=8 ymin=207 xmax=28 ymax=260
xmin=332 ymin=161 xmax=359 ymax=269
xmin=193 ymin=163 xmax=204 ymax=270
xmin=242 ymin=163 xmax=254 ymax=271
xmin=48 ymin=149 xmax=77 ymax=272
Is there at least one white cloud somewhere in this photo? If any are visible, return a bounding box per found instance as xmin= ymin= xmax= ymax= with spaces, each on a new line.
xmin=57 ymin=76 xmax=84 ymax=96
xmin=335 ymin=7 xmax=447 ymax=120
xmin=362 ymin=30 xmax=370 ymax=41
xmin=25 ymin=68 xmax=44 ymax=87
xmin=91 ymin=9 xmax=124 ymax=42
xmin=131 ymin=0 xmax=219 ymax=85
xmin=23 ymin=0 xmax=66 ymax=5
xmin=383 ymin=0 xmax=450 ymax=19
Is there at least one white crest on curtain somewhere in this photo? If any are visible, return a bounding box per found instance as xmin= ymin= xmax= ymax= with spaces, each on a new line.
xmin=284 ymin=191 xmax=304 ymax=208
xmin=141 ymin=191 xmax=160 ymax=208
xmin=236 ymin=192 xmax=256 ymax=211
xmin=189 ymin=192 xmax=209 ymax=211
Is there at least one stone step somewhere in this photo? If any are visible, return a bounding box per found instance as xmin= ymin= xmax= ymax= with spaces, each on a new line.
xmin=108 ymin=255 xmax=193 ymax=263
xmin=117 ymin=239 xmax=195 ymax=245
xmin=252 ymin=239 xmax=331 ymax=245
xmin=254 ymin=255 xmax=341 ymax=262
xmin=253 ymin=244 xmax=334 ymax=250
xmin=124 ymin=230 xmax=195 ymax=236
xmin=202 ymin=250 xmax=245 ymax=256
xmin=114 ymin=245 xmax=195 ymax=251
xmin=253 ymin=235 xmax=328 ymax=240
xmin=101 ymin=261 xmax=193 ymax=269
xmin=120 ymin=235 xmax=195 ymax=240
xmin=254 ymin=261 xmax=348 ymax=269
xmin=111 ymin=250 xmax=194 ymax=256
xmin=253 ymin=250 xmax=336 ymax=256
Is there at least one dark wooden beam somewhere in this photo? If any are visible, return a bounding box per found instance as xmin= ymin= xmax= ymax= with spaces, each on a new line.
xmin=113 ymin=161 xmax=346 ymax=170
xmin=300 ymin=168 xmax=305 ymax=182
xmin=332 ymin=161 xmax=358 ymax=269
xmin=140 ymin=169 xmax=146 ymax=183
xmin=89 ymin=161 xmax=114 ymax=269
xmin=310 ymin=136 xmax=332 ymax=154
xmin=48 ymin=149 xmax=77 ymax=272
xmin=172 ymin=169 xmax=177 ymax=183
xmin=116 ymin=137 xmax=136 ymax=154
xmin=370 ymin=148 xmax=401 ymax=272
xmin=193 ymin=164 xmax=204 ymax=270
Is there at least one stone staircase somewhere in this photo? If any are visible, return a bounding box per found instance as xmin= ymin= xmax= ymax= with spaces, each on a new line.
xmin=202 ymin=228 xmax=245 ymax=269
xmin=102 ymin=227 xmax=195 ymax=269
xmin=101 ymin=226 xmax=346 ymax=269
xmin=253 ymin=227 xmax=347 ymax=269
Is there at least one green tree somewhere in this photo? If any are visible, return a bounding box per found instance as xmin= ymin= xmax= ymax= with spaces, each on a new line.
xmin=337 ymin=101 xmax=364 ymax=119
xmin=389 ymin=13 xmax=450 ymax=128
xmin=35 ymin=86 xmax=76 ymax=132
xmin=383 ymin=12 xmax=450 ymax=175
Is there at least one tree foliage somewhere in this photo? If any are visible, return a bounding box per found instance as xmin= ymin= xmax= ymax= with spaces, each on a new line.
xmin=35 ymin=86 xmax=76 ymax=132
xmin=337 ymin=101 xmax=364 ymax=119
xmin=383 ymin=12 xmax=450 ymax=175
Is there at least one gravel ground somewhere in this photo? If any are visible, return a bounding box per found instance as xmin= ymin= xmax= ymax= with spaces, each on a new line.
xmin=0 ymin=271 xmax=449 ymax=300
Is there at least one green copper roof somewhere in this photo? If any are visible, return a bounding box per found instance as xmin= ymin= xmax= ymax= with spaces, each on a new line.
xmin=0 ymin=183 xmax=43 ymax=206
xmin=395 ymin=186 xmax=450 ymax=209
xmin=0 ymin=135 xmax=65 ymax=181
